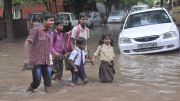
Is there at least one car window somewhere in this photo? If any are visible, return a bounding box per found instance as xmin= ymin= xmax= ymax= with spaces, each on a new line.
xmin=57 ymin=14 xmax=70 ymax=20
xmin=28 ymin=13 xmax=33 ymax=21
xmin=89 ymin=12 xmax=94 ymax=18
xmin=71 ymin=14 xmax=76 ymax=20
xmin=94 ymin=13 xmax=97 ymax=18
xmin=110 ymin=10 xmax=122 ymax=16
xmin=32 ymin=14 xmax=43 ymax=23
xmin=97 ymin=13 xmax=101 ymax=17
xmin=124 ymin=10 xmax=172 ymax=29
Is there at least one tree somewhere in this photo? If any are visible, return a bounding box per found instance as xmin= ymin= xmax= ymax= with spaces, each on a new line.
xmin=64 ymin=0 xmax=96 ymax=14
xmin=3 ymin=0 xmax=55 ymax=41
xmin=3 ymin=0 xmax=14 ymax=41
xmin=12 ymin=0 xmax=54 ymax=12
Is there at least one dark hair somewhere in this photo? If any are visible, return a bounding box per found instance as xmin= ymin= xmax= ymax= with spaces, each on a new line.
xmin=99 ymin=33 xmax=114 ymax=46
xmin=79 ymin=12 xmax=87 ymax=19
xmin=43 ymin=12 xmax=54 ymax=21
xmin=76 ymin=37 xmax=87 ymax=45
xmin=54 ymin=19 xmax=63 ymax=26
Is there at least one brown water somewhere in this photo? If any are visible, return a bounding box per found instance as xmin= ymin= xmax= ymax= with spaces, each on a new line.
xmin=0 ymin=24 xmax=180 ymax=101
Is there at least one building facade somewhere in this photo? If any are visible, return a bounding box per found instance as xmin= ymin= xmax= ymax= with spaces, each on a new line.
xmin=0 ymin=0 xmax=64 ymax=19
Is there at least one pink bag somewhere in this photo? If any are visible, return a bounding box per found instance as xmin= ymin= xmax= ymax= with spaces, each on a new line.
xmin=64 ymin=25 xmax=81 ymax=52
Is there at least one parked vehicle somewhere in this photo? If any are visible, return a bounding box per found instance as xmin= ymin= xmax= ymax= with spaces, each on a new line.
xmin=82 ymin=11 xmax=102 ymax=28
xmin=118 ymin=8 xmax=180 ymax=54
xmin=56 ymin=12 xmax=78 ymax=30
xmin=130 ymin=5 xmax=149 ymax=13
xmin=107 ymin=10 xmax=127 ymax=23
xmin=28 ymin=13 xmax=43 ymax=30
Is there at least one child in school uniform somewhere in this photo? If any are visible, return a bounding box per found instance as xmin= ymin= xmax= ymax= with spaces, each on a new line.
xmin=92 ymin=33 xmax=116 ymax=83
xmin=50 ymin=19 xmax=65 ymax=80
xmin=68 ymin=37 xmax=92 ymax=86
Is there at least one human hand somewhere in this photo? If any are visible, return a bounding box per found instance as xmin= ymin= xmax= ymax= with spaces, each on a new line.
xmin=55 ymin=53 xmax=60 ymax=57
xmin=91 ymin=61 xmax=95 ymax=65
xmin=73 ymin=66 xmax=78 ymax=72
xmin=22 ymin=63 xmax=33 ymax=71
xmin=90 ymin=58 xmax=95 ymax=65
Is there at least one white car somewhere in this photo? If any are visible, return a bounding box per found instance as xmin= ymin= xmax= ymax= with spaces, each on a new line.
xmin=107 ymin=10 xmax=127 ymax=23
xmin=28 ymin=13 xmax=43 ymax=30
xmin=130 ymin=5 xmax=149 ymax=13
xmin=118 ymin=8 xmax=180 ymax=54
xmin=56 ymin=12 xmax=78 ymax=27
xmin=82 ymin=11 xmax=102 ymax=28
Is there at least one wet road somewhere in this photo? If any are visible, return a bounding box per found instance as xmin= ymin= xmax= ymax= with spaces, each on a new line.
xmin=0 ymin=24 xmax=180 ymax=101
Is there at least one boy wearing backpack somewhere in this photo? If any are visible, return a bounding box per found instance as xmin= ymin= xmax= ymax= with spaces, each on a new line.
xmin=64 ymin=12 xmax=93 ymax=85
xmin=71 ymin=12 xmax=90 ymax=49
xmin=50 ymin=19 xmax=65 ymax=80
xmin=68 ymin=37 xmax=90 ymax=85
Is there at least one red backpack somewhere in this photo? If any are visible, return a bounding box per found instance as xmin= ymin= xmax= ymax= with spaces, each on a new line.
xmin=64 ymin=25 xmax=81 ymax=52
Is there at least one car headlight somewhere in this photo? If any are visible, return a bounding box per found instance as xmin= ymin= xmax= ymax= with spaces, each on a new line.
xmin=119 ymin=37 xmax=132 ymax=44
xmin=163 ymin=31 xmax=176 ymax=39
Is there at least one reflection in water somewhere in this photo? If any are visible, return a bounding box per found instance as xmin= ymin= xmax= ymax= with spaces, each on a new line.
xmin=117 ymin=54 xmax=180 ymax=95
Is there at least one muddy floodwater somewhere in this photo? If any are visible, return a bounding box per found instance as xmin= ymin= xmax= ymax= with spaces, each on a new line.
xmin=0 ymin=24 xmax=180 ymax=101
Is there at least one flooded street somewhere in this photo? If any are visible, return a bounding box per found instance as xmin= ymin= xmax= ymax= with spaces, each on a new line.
xmin=0 ymin=24 xmax=180 ymax=101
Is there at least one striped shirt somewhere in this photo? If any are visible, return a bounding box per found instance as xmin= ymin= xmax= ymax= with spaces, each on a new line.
xmin=27 ymin=25 xmax=51 ymax=65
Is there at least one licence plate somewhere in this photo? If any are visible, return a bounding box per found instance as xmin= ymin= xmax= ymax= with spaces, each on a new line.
xmin=137 ymin=42 xmax=157 ymax=48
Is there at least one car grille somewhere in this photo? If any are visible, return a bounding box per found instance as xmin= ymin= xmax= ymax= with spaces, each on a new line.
xmin=133 ymin=46 xmax=164 ymax=52
xmin=134 ymin=35 xmax=159 ymax=42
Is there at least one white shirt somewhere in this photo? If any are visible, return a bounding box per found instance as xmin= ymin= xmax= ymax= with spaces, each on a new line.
xmin=94 ymin=44 xmax=115 ymax=62
xmin=71 ymin=24 xmax=90 ymax=40
xmin=68 ymin=47 xmax=87 ymax=66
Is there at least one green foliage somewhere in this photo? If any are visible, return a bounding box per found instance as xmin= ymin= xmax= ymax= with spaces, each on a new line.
xmin=0 ymin=0 xmax=3 ymax=7
xmin=12 ymin=0 xmax=46 ymax=6
xmin=12 ymin=0 xmax=23 ymax=6
xmin=86 ymin=0 xmax=96 ymax=4
xmin=64 ymin=0 xmax=72 ymax=6
xmin=64 ymin=0 xmax=96 ymax=5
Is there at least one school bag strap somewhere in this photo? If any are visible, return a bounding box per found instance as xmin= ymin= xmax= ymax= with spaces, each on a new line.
xmin=72 ymin=49 xmax=79 ymax=62
xmin=75 ymin=25 xmax=89 ymax=39
xmin=53 ymin=30 xmax=57 ymax=45
xmin=65 ymin=49 xmax=79 ymax=70
xmin=64 ymin=25 xmax=82 ymax=52
xmin=75 ymin=25 xmax=81 ymax=39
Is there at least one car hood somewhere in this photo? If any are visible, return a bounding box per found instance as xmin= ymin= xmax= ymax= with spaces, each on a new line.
xmin=120 ymin=23 xmax=173 ymax=38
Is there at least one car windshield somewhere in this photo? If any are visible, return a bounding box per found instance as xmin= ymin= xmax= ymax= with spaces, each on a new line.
xmin=110 ymin=11 xmax=122 ymax=16
xmin=57 ymin=14 xmax=70 ymax=20
xmin=124 ymin=10 xmax=171 ymax=29
xmin=32 ymin=14 xmax=43 ymax=23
